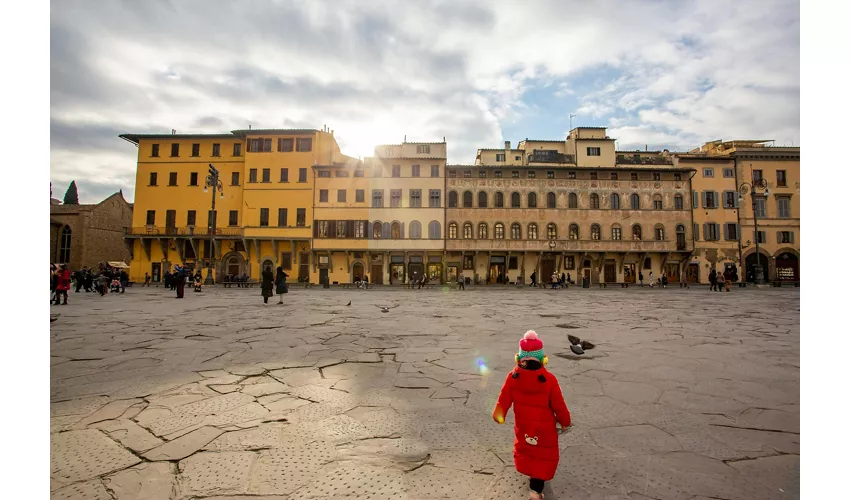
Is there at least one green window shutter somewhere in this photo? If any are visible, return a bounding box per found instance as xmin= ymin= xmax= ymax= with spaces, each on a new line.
xmin=736 ymin=224 xmax=741 ymax=241
xmin=734 ymin=193 xmax=740 ymax=208
xmin=693 ymin=192 xmax=699 ymax=209
xmin=701 ymin=192 xmax=707 ymax=208
xmin=400 ymin=222 xmax=405 ymax=239
xmin=703 ymin=223 xmax=709 ymax=240
xmin=790 ymin=231 xmax=795 ymax=244
xmin=693 ymin=223 xmax=699 ymax=240
xmin=776 ymin=231 xmax=782 ymax=244
xmin=723 ymin=224 xmax=729 ymax=240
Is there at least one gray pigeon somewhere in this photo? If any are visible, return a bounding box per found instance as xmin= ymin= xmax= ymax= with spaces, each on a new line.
xmin=570 ymin=344 xmax=585 ymax=355
xmin=346 ymin=301 xmax=351 ymax=306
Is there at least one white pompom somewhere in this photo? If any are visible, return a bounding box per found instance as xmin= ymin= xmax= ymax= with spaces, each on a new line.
xmin=523 ymin=330 xmax=538 ymax=340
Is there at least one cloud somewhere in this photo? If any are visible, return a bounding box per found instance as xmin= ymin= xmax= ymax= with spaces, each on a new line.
xmin=50 ymin=0 xmax=799 ymax=203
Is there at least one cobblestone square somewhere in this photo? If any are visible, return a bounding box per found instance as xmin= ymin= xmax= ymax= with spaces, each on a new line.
xmin=50 ymin=286 xmax=800 ymax=499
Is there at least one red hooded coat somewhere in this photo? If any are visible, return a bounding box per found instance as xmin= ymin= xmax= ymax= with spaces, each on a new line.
xmin=492 ymin=366 xmax=571 ymax=481
xmin=55 ymin=269 xmax=71 ymax=292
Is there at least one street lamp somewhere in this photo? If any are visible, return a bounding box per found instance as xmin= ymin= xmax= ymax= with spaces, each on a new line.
xmin=738 ymin=177 xmax=769 ymax=285
xmin=204 ymin=164 xmax=223 ymax=285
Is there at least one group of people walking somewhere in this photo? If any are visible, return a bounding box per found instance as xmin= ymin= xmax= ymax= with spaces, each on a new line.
xmin=51 ymin=263 xmax=130 ymax=304
xmin=709 ymin=266 xmax=739 ymax=292
xmin=261 ymin=266 xmax=289 ymax=304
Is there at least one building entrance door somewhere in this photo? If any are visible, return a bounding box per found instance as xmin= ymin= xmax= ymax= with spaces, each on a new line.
xmin=319 ymin=268 xmax=328 ymax=286
xmin=390 ymin=263 xmax=404 ymax=284
xmin=775 ymin=253 xmax=799 ymax=281
xmin=685 ymin=263 xmax=699 ymax=283
xmin=298 ymin=253 xmax=309 ymax=282
xmin=540 ymin=256 xmax=555 ymax=284
xmin=623 ymin=263 xmax=636 ymax=283
xmin=604 ymin=261 xmax=616 ymax=283
xmin=665 ymin=262 xmax=680 ymax=283
xmin=371 ymin=264 xmax=384 ymax=284
xmin=409 ymin=263 xmax=424 ymax=283
xmin=352 ymin=262 xmax=364 ymax=282
xmin=427 ymin=263 xmax=443 ymax=283
xmin=151 ymin=262 xmax=161 ymax=283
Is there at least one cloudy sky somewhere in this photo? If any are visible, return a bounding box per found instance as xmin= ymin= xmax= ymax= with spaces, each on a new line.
xmin=50 ymin=0 xmax=799 ymax=203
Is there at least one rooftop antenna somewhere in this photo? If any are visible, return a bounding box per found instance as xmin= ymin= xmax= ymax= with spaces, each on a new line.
xmin=569 ymin=113 xmax=576 ymax=131
xmin=172 ymin=129 xmax=176 ymax=135
xmin=404 ymin=135 xmax=407 ymax=143
xmin=248 ymin=124 xmax=251 ymax=130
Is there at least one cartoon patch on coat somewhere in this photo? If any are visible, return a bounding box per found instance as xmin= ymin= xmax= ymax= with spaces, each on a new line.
xmin=524 ymin=434 xmax=538 ymax=446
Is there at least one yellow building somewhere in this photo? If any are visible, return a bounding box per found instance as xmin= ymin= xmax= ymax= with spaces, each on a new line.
xmin=121 ymin=127 xmax=347 ymax=283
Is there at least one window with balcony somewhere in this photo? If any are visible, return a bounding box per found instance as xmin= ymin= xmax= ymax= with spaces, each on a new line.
xmin=511 ymin=223 xmax=521 ymax=239
xmin=187 ymin=210 xmax=196 ymax=227
xmin=146 ymin=210 xmax=156 ymax=226
xmin=591 ymin=224 xmax=601 ymax=240
xmin=528 ymin=223 xmax=538 ymax=240
xmin=494 ymin=222 xmax=505 ymax=239
xmin=229 ymin=210 xmax=238 ymax=226
xmin=463 ymin=222 xmax=473 ymax=239
xmin=478 ymin=223 xmax=488 ymax=239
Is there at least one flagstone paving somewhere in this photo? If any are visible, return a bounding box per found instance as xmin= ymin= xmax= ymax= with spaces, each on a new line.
xmin=50 ymin=286 xmax=800 ymax=499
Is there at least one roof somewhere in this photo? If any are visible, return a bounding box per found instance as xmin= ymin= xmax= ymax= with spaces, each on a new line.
xmin=50 ymin=191 xmax=130 ymax=214
xmin=119 ymin=133 xmax=237 ymax=145
xmin=477 ymin=148 xmax=523 ymax=152
xmin=231 ymin=128 xmax=319 ymax=137
xmin=519 ymin=139 xmax=565 ymax=143
xmin=448 ymin=164 xmax=694 ymax=172
xmin=374 ymin=156 xmax=447 ymax=160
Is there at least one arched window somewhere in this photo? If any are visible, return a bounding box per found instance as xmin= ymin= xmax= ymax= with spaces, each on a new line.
xmin=569 ymin=223 xmax=579 ymax=240
xmin=409 ymin=221 xmax=422 ymax=239
xmin=590 ymin=193 xmax=600 ymax=209
xmin=568 ymin=193 xmax=578 ymax=209
xmin=463 ymin=222 xmax=473 ymax=239
xmin=58 ymin=226 xmax=72 ymax=263
xmin=463 ymin=191 xmax=473 ymax=208
xmin=591 ymin=224 xmax=601 ymax=240
xmin=448 ymin=222 xmax=458 ymax=239
xmin=391 ymin=222 xmax=401 ymax=239
xmin=547 ymin=192 xmax=556 ymax=209
xmin=511 ymin=192 xmax=521 ymax=208
xmin=547 ymin=223 xmax=558 ymax=240
xmin=511 ymin=223 xmax=521 ymax=239
xmin=528 ymin=223 xmax=538 ymax=240
xmin=674 ymin=194 xmax=684 ymax=210
xmin=528 ymin=192 xmax=537 ymax=208
xmin=428 ymin=221 xmax=441 ymax=239
xmin=478 ymin=191 xmax=488 ymax=208
xmin=448 ymin=191 xmax=458 ymax=208
xmin=478 ymin=222 xmax=488 ymax=239
xmin=676 ymin=224 xmax=686 ymax=248
xmin=611 ymin=224 xmax=622 ymax=240
xmin=372 ymin=222 xmax=383 ymax=239
xmin=653 ymin=194 xmax=663 ymax=210
xmin=676 ymin=224 xmax=685 ymax=233
xmin=630 ymin=193 xmax=640 ymax=209
xmin=632 ymin=224 xmax=642 ymax=240
xmin=654 ymin=224 xmax=665 ymax=241
xmin=495 ymin=192 xmax=504 ymax=208
xmin=494 ymin=222 xmax=505 ymax=239
xmin=610 ymin=193 xmax=620 ymax=210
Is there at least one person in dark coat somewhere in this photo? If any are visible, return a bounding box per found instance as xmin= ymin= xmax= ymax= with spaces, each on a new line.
xmin=529 ymin=271 xmax=537 ymax=287
xmin=119 ymin=270 xmax=129 ymax=293
xmin=708 ymin=269 xmax=718 ymax=291
xmin=174 ymin=264 xmax=187 ymax=298
xmin=261 ymin=266 xmax=274 ymax=304
xmin=275 ymin=266 xmax=289 ymax=304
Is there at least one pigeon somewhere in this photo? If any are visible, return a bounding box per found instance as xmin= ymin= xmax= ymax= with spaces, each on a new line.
xmin=346 ymin=301 xmax=351 ymax=306
xmin=380 ymin=306 xmax=389 ymax=313
xmin=567 ymin=334 xmax=595 ymax=354
xmin=50 ymin=314 xmax=60 ymax=323
xmin=570 ymin=344 xmax=585 ymax=355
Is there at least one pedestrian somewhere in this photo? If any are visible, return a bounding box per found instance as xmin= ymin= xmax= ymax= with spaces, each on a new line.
xmin=661 ymin=273 xmax=668 ymax=288
xmin=193 ymin=271 xmax=203 ymax=292
xmin=550 ymin=272 xmax=559 ymax=289
xmin=492 ymin=330 xmax=572 ymax=500
xmin=457 ymin=270 xmax=465 ymax=290
xmin=97 ymin=271 xmax=110 ymax=296
xmin=638 ymin=271 xmax=644 ymax=287
xmin=164 ymin=271 xmax=172 ymax=291
xmin=529 ymin=271 xmax=537 ymax=288
xmin=709 ymin=269 xmax=718 ymax=291
xmin=53 ymin=265 xmax=71 ymax=305
xmin=560 ymin=272 xmax=566 ymax=289
xmin=261 ymin=266 xmax=274 ymax=304
xmin=74 ymin=268 xmax=84 ymax=293
xmin=173 ymin=264 xmax=186 ymax=299
xmin=723 ymin=267 xmax=733 ymax=292
xmin=649 ymin=271 xmax=654 ymax=288
xmin=275 ymin=266 xmax=289 ymax=304
xmin=411 ymin=272 xmax=418 ymax=290
xmin=84 ymin=269 xmax=93 ymax=292
xmin=716 ymin=270 xmax=725 ymax=292
xmin=120 ymin=269 xmax=129 ymax=293
xmin=144 ymin=272 xmax=151 ymax=287
xmin=363 ymin=274 xmax=369 ymax=289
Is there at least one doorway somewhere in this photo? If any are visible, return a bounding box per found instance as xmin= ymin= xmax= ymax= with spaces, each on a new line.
xmin=623 ymin=263 xmax=636 ymax=283
xmin=540 ymin=256 xmax=555 ymax=284
xmin=745 ymin=253 xmax=770 ymax=282
xmin=151 ymin=262 xmax=161 ymax=283
xmin=299 ymin=253 xmax=310 ymax=282
xmin=447 ymin=266 xmax=458 ymax=283
xmin=604 ymin=261 xmax=616 ymax=283
xmin=319 ymin=268 xmax=329 ymax=286
xmin=775 ymin=253 xmax=799 ymax=281
xmin=409 ymin=263 xmax=424 ymax=283
xmin=371 ymin=264 xmax=384 ymax=284
xmin=665 ymin=262 xmax=680 ymax=283
xmin=427 ymin=263 xmax=443 ymax=283
xmin=390 ymin=263 xmax=404 ymax=284
xmin=352 ymin=262 xmax=364 ymax=282
xmin=261 ymin=260 xmax=274 ymax=275
xmin=685 ymin=263 xmax=699 ymax=283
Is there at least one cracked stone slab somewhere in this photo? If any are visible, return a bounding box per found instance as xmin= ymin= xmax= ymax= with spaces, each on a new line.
xmin=204 ymin=423 xmax=289 ymax=451
xmin=601 ymin=380 xmax=661 ymax=405
xmin=142 ymin=425 xmax=224 ymax=461
xmin=50 ymin=479 xmax=113 ymax=500
xmin=590 ymin=424 xmax=683 ymax=454
xmin=240 ymin=381 xmax=289 ymax=397
xmin=336 ymin=437 xmax=430 ymax=470
xmin=248 ymin=440 xmax=336 ymax=494
xmin=91 ymin=419 xmax=164 ymax=453
xmin=404 ymin=465 xmax=496 ymax=498
xmin=51 ymin=429 xmax=141 ymax=486
xmin=103 ymin=462 xmax=177 ymax=499
xmin=262 ymin=396 xmax=310 ymax=413
xmin=178 ymin=451 xmax=255 ymax=497
xmin=51 ymin=396 xmax=110 ymax=418
xmin=209 ymin=384 xmax=241 ymax=394
xmin=72 ymin=398 xmax=144 ymax=429
xmin=291 ymin=462 xmax=408 ymax=499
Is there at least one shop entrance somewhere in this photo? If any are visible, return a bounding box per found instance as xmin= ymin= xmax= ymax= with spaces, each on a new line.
xmin=540 ymin=255 xmax=556 ymax=284
xmin=775 ymin=253 xmax=799 ymax=281
xmin=489 ymin=256 xmax=506 ymax=283
xmin=665 ymin=262 xmax=680 ymax=283
xmin=604 ymin=261 xmax=616 ymax=283
xmin=685 ymin=263 xmax=699 ymax=283
xmin=623 ymin=263 xmax=636 ymax=283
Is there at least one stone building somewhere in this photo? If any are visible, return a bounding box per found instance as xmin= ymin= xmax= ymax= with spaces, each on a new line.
xmin=50 ymin=191 xmax=133 ymax=270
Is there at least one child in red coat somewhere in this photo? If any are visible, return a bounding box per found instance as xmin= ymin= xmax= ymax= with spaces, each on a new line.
xmin=492 ymin=330 xmax=571 ymax=499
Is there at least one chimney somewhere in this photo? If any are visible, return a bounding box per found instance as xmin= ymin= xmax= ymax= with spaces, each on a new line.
xmin=645 ymin=144 xmax=648 ymax=151
xmin=171 ymin=129 xmax=176 ymax=135
xmin=505 ymin=141 xmax=511 ymax=150
xmin=331 ymin=129 xmax=334 ymax=136
xmin=404 ymin=135 xmax=407 ymax=143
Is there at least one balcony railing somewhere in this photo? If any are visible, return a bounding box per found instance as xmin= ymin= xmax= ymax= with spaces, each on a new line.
xmin=126 ymin=226 xmax=244 ymax=237
xmin=616 ymin=155 xmax=673 ymax=165
xmin=446 ymin=238 xmax=690 ymax=253
xmin=528 ymin=152 xmax=575 ymax=164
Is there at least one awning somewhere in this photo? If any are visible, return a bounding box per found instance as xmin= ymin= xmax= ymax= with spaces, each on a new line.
xmin=108 ymin=261 xmax=130 ymax=269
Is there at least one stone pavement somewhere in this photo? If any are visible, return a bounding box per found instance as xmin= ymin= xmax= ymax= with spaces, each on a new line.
xmin=50 ymin=286 xmax=800 ymax=499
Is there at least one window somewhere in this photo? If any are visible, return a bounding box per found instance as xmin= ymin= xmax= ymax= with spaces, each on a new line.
xmin=515 ymin=156 xmax=522 ymax=161
xmin=777 ymin=170 xmax=787 ymax=187
xmin=509 ymin=256 xmax=519 ymax=270
xmin=703 ymin=168 xmax=714 ymax=178
xmin=693 ymin=224 xmax=699 ymax=241
xmin=494 ymin=222 xmax=505 ymax=239
xmin=631 ymin=172 xmax=638 ymax=181
xmin=675 ymin=194 xmax=684 ymax=209
xmin=478 ymin=223 xmax=488 ymax=239
xmin=336 ymin=171 xmax=348 ymax=178
xmin=431 ymin=165 xmax=440 ymax=177
xmin=551 ymin=223 xmax=561 ymax=240
xmin=496 ymin=153 xmax=506 ymax=162
xmin=511 ymin=223 xmax=521 ymax=239
xmin=528 ymin=192 xmax=537 ymax=208
xmin=151 ymin=144 xmax=160 ymax=157
xmin=495 ymin=171 xmax=503 ymax=178
xmin=406 ymin=221 xmax=419 ymax=239
xmin=191 ymin=143 xmax=200 ymax=157
xmin=528 ymin=171 xmax=536 ymax=178
xmin=296 ymin=138 xmax=312 ymax=152
xmin=495 ymin=192 xmax=504 ymax=208
xmin=278 ymin=208 xmax=288 ymax=226
xmin=463 ymin=255 xmax=474 ymax=269
xmin=210 ymin=143 xmax=220 ymax=157
xmin=591 ymin=224 xmax=601 ymax=240
xmin=674 ymin=173 xmax=682 ymax=181
xmin=354 ymin=169 xmax=364 ymax=177
xmin=412 ymin=164 xmax=420 ymax=177
xmin=590 ymin=193 xmax=600 ymax=209
xmin=248 ymin=138 xmax=272 ymax=152
xmin=372 ymin=222 xmax=383 ymax=239
xmin=280 ymin=252 xmax=292 ymax=270
xmin=587 ymin=147 xmax=601 ymax=156
xmin=188 ymin=172 xmax=198 ymax=186
xmin=478 ymin=170 xmax=487 ymax=178
xmin=655 ymin=225 xmax=665 ymax=241
xmin=355 ymin=221 xmax=365 ymax=238
xmin=429 ymin=190 xmax=441 ymax=208
xmin=149 ymin=172 xmax=158 ymax=186
xmin=463 ymin=170 xmax=471 ymax=178
xmin=723 ymin=191 xmax=737 ymax=209
xmin=568 ymin=193 xmax=578 ymax=209
xmin=755 ymin=230 xmax=767 ymax=243
xmin=392 ymin=165 xmax=401 ymax=177
xmin=478 ymin=191 xmax=488 ymax=208
xmin=630 ymin=193 xmax=640 ymax=209
xmin=233 ymin=143 xmax=242 ymax=156
xmin=653 ymin=172 xmax=661 ymax=181
xmin=653 ymin=198 xmax=662 ymax=210
xmin=299 ymin=168 xmax=307 ymax=182
xmin=448 ymin=191 xmax=458 ymax=208
xmin=428 ymin=221 xmax=441 ymax=239
xmin=229 ymin=210 xmax=238 ymax=226
xmin=318 ymin=170 xmax=331 ymax=178
xmin=170 ymin=143 xmax=179 ymax=157
xmin=610 ymin=193 xmax=620 ymax=209
xmin=754 ymin=197 xmax=766 ymax=218
xmin=463 ymin=191 xmax=473 ymax=208
xmin=777 ymin=197 xmax=791 ymax=218
xmin=278 ymin=138 xmax=293 ymax=152
xmin=568 ymin=171 xmax=576 ymax=179
xmin=410 ymin=189 xmax=422 ymax=208
xmin=632 ymin=224 xmax=642 ymax=240
xmin=319 ymin=190 xmax=328 ymax=203
xmin=723 ymin=168 xmax=734 ymax=178
xmin=705 ymin=223 xmax=720 ymax=241
xmin=463 ymin=222 xmax=473 ymax=239
xmin=318 ymin=221 xmax=329 ymax=237
xmin=752 ymin=170 xmax=763 ymax=182
xmin=693 ymin=191 xmax=699 ymax=210
xmin=169 ymin=172 xmax=177 ymax=186
xmin=725 ymin=223 xmax=739 ymax=240
xmin=231 ymin=172 xmax=240 ymax=186
xmin=356 ymin=189 xmax=365 ymax=203
xmin=612 ymin=226 xmax=622 ymax=240
xmin=703 ymin=191 xmax=718 ymax=209
xmin=511 ymin=192 xmax=521 ymax=208
xmin=390 ymin=222 xmax=401 ymax=240
xmin=590 ymin=172 xmax=598 ymax=180
xmin=337 ymin=221 xmax=347 ymax=238
xmin=512 ymin=171 xmax=520 ymax=178
xmin=565 ymin=256 xmax=575 ymax=270
xmin=259 ymin=208 xmax=269 ymax=227
xmin=392 ymin=189 xmax=404 ymax=208
xmin=187 ymin=210 xmax=196 ymax=226
xmin=337 ymin=190 xmax=346 ymax=203
xmin=58 ymin=226 xmax=71 ymax=263
xmin=146 ymin=210 xmax=156 ymax=225
xmin=547 ymin=192 xmax=556 ymax=209
xmin=528 ymin=223 xmax=538 ymax=240
xmin=296 ymin=208 xmax=306 ymax=226
xmin=249 ymin=169 xmax=258 ymax=183
xmin=417 ymin=144 xmax=431 ymax=154
xmin=448 ymin=222 xmax=458 ymax=239
xmin=372 ymin=190 xmax=384 ymax=208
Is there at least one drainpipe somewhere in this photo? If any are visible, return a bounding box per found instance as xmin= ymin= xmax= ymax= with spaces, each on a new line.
xmin=734 ymin=157 xmax=743 ymax=276
xmin=688 ymin=167 xmax=697 ymax=281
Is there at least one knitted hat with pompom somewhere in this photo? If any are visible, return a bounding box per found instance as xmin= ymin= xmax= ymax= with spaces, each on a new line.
xmin=518 ymin=330 xmax=545 ymax=362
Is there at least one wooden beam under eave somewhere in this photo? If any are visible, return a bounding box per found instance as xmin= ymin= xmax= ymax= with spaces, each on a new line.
xmin=157 ymin=238 xmax=169 ymax=261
